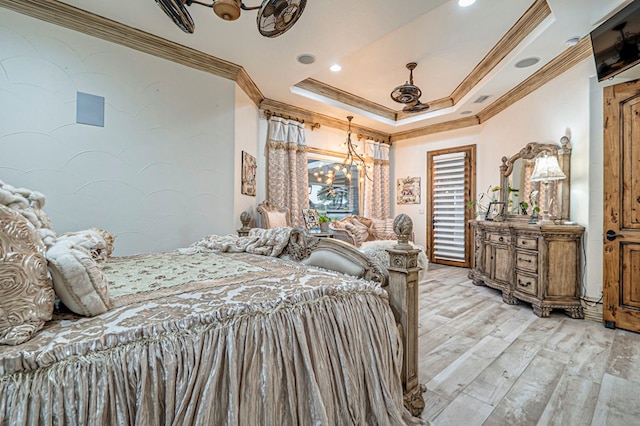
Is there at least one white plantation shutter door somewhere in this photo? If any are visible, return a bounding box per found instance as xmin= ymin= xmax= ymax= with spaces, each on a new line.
xmin=432 ymin=151 xmax=466 ymax=262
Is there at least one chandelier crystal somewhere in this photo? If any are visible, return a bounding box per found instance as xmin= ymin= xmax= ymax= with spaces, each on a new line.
xmin=326 ymin=116 xmax=370 ymax=196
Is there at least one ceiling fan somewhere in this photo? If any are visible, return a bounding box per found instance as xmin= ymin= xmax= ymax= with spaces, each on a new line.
xmin=154 ymin=0 xmax=307 ymax=37
xmin=390 ymin=62 xmax=430 ymax=113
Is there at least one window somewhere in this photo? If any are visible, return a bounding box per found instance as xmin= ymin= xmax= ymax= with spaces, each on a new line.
xmin=307 ymin=152 xmax=361 ymax=219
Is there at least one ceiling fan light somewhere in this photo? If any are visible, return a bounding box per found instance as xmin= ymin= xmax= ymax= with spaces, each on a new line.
xmin=213 ymin=0 xmax=242 ymax=21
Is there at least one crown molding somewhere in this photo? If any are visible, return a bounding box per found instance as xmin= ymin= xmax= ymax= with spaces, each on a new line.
xmin=295 ymin=79 xmax=397 ymax=121
xmin=449 ymin=0 xmax=551 ymax=104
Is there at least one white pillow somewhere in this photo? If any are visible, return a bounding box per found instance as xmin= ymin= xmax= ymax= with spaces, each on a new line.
xmin=56 ymin=228 xmax=113 ymax=264
xmin=46 ymin=242 xmax=111 ymax=316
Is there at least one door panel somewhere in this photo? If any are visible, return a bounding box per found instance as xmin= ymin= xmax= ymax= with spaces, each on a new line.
xmin=494 ymin=245 xmax=511 ymax=283
xmin=621 ymin=244 xmax=640 ymax=309
xmin=603 ymin=79 xmax=640 ymax=333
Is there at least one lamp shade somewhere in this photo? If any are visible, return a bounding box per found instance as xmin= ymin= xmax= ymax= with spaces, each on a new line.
xmin=530 ymin=154 xmax=566 ymax=182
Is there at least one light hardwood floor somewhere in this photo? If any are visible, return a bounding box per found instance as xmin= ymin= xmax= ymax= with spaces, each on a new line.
xmin=419 ymin=264 xmax=640 ymax=426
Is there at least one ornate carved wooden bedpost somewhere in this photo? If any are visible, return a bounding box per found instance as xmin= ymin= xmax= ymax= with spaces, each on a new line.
xmin=386 ymin=214 xmax=426 ymax=416
xmin=237 ymin=211 xmax=252 ymax=237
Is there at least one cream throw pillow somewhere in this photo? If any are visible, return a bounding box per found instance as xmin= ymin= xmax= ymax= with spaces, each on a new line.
xmin=57 ymin=228 xmax=114 ymax=264
xmin=46 ymin=241 xmax=111 ymax=317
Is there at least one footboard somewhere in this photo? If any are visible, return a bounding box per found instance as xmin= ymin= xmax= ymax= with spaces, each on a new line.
xmin=278 ymin=214 xmax=426 ymax=417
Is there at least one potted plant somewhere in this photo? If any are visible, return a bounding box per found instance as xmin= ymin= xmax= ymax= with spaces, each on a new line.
xmin=318 ymin=213 xmax=331 ymax=232
xmin=468 ymin=185 xmax=500 ymax=219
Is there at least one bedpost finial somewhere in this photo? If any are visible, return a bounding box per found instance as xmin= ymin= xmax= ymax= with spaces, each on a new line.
xmin=393 ymin=214 xmax=413 ymax=249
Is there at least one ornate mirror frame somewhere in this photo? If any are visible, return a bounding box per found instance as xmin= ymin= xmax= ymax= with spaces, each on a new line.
xmin=499 ymin=136 xmax=571 ymax=221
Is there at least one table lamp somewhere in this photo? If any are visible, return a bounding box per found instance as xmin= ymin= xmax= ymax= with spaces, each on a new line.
xmin=530 ymin=152 xmax=566 ymax=223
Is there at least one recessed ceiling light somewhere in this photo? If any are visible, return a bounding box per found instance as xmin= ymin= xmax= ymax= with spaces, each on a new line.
xmin=330 ymin=64 xmax=342 ymax=72
xmin=297 ymin=54 xmax=316 ymax=65
xmin=515 ymin=57 xmax=540 ymax=68
xmin=565 ymin=36 xmax=580 ymax=47
xmin=458 ymin=0 xmax=476 ymax=7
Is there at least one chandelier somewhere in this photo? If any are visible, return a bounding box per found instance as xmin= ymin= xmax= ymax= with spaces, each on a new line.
xmin=325 ymin=116 xmax=370 ymax=196
xmin=154 ymin=0 xmax=306 ymax=38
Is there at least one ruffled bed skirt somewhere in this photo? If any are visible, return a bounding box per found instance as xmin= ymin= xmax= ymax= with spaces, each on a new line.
xmin=1 ymin=288 xmax=419 ymax=425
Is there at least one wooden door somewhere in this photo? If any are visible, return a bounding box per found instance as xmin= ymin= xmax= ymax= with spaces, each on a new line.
xmin=426 ymin=145 xmax=475 ymax=267
xmin=603 ymin=79 xmax=640 ymax=332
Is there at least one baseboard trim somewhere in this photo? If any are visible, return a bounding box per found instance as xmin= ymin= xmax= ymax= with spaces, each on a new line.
xmin=582 ymin=302 xmax=603 ymax=323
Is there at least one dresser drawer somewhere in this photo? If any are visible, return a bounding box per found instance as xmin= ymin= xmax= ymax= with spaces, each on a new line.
xmin=516 ymin=251 xmax=538 ymax=272
xmin=516 ymin=272 xmax=538 ymax=295
xmin=517 ymin=236 xmax=538 ymax=250
xmin=487 ymin=233 xmax=511 ymax=244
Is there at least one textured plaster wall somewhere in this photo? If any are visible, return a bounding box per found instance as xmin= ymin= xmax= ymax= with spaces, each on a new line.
xmin=234 ymin=86 xmax=260 ymax=229
xmin=0 ymin=9 xmax=236 ymax=256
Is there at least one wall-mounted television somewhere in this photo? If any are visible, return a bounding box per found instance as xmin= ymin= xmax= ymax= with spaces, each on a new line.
xmin=591 ymin=0 xmax=640 ymax=81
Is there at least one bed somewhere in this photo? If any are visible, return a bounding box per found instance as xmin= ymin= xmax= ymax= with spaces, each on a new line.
xmin=0 ymin=185 xmax=425 ymax=425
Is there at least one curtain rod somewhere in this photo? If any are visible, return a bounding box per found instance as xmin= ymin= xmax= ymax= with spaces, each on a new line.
xmin=263 ymin=110 xmax=321 ymax=131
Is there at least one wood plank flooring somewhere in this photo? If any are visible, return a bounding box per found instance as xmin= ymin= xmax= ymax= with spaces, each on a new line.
xmin=418 ymin=264 xmax=640 ymax=426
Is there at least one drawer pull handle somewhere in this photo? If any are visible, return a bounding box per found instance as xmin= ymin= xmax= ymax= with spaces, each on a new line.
xmin=521 ymin=241 xmax=526 ymax=244
xmin=518 ymin=279 xmax=531 ymax=287
xmin=518 ymin=258 xmax=532 ymax=263
xmin=499 ymin=237 xmax=504 ymax=242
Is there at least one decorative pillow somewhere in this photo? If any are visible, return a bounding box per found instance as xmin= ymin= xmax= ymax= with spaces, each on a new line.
xmin=46 ymin=241 xmax=111 ymax=316
xmin=349 ymin=218 xmax=371 ymax=243
xmin=371 ymin=218 xmax=396 ymax=239
xmin=90 ymin=227 xmax=116 ymax=257
xmin=57 ymin=228 xmax=114 ymax=264
xmin=0 ymin=205 xmax=55 ymax=346
xmin=329 ymin=220 xmax=345 ymax=230
xmin=267 ymin=211 xmax=288 ymax=228
xmin=0 ymin=181 xmax=55 ymax=231
xmin=344 ymin=223 xmax=365 ymax=246
xmin=354 ymin=215 xmax=373 ymax=229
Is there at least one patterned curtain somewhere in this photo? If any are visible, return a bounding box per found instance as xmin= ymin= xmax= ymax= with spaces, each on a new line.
xmin=266 ymin=117 xmax=308 ymax=227
xmin=363 ymin=140 xmax=390 ymax=219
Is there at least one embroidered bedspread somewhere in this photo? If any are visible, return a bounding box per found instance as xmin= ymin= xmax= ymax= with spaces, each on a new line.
xmin=0 ymin=251 xmax=416 ymax=425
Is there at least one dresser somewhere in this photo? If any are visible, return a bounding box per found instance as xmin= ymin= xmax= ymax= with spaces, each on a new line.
xmin=469 ymin=219 xmax=584 ymax=318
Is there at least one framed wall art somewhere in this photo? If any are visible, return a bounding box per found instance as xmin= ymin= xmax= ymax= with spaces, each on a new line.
xmin=302 ymin=209 xmax=320 ymax=230
xmin=397 ymin=176 xmax=421 ymax=204
xmin=241 ymin=151 xmax=257 ymax=196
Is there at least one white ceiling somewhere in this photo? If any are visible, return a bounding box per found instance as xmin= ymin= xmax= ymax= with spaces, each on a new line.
xmin=56 ymin=0 xmax=632 ymax=134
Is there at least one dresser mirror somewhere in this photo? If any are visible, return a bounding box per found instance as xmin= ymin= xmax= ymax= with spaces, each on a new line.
xmin=499 ymin=137 xmax=571 ymax=221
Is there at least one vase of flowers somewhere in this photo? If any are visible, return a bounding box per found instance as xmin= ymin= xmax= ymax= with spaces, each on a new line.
xmin=468 ymin=185 xmax=501 ymax=220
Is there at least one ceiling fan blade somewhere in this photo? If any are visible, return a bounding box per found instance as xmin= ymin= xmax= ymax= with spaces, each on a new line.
xmin=154 ymin=0 xmax=195 ymax=33
xmin=257 ymin=0 xmax=306 ymax=37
